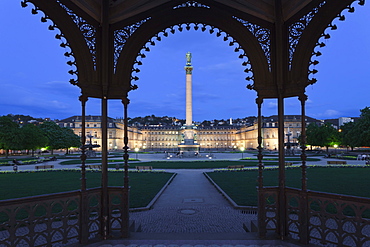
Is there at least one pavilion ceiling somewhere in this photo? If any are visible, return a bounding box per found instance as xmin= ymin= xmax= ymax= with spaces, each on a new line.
xmin=68 ymin=0 xmax=315 ymax=24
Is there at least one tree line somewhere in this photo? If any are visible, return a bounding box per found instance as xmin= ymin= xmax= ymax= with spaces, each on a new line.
xmin=305 ymin=107 xmax=370 ymax=152
xmin=0 ymin=116 xmax=80 ymax=158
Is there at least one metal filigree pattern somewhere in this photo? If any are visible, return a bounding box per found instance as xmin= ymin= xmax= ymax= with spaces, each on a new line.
xmin=308 ymin=192 xmax=370 ymax=246
xmin=233 ymin=17 xmax=271 ymax=68
xmin=0 ymin=187 xmax=130 ymax=245
xmin=0 ymin=191 xmax=81 ymax=246
xmin=288 ymin=2 xmax=326 ymax=65
xmin=260 ymin=187 xmax=370 ymax=246
xmin=173 ymin=1 xmax=210 ymax=9
xmin=57 ymin=1 xmax=97 ymax=68
xmin=109 ymin=187 xmax=130 ymax=237
xmin=86 ymin=190 xmax=101 ymax=239
xmin=259 ymin=187 xmax=278 ymax=237
xmin=114 ymin=18 xmax=151 ymax=69
xmin=306 ymin=0 xmax=365 ymax=85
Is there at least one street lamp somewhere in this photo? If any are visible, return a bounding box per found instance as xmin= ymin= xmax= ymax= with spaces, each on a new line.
xmin=134 ymin=147 xmax=139 ymax=159
xmin=334 ymin=144 xmax=338 ymax=154
xmin=240 ymin=147 xmax=245 ymax=159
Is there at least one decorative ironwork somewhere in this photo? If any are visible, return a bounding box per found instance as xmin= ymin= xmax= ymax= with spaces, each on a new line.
xmin=79 ymin=95 xmax=89 ymax=244
xmin=57 ymin=1 xmax=97 ymax=68
xmin=307 ymin=0 xmax=365 ymax=85
xmin=256 ymin=98 xmax=266 ymax=238
xmin=0 ymin=191 xmax=81 ymax=246
xmin=87 ymin=189 xmax=101 ymax=239
xmin=114 ymin=18 xmax=151 ymax=68
xmin=288 ymin=2 xmax=326 ymax=65
xmin=259 ymin=187 xmax=278 ymax=238
xmin=260 ymin=187 xmax=370 ymax=246
xmin=173 ymin=1 xmax=210 ymax=9
xmin=308 ymin=191 xmax=370 ymax=246
xmin=0 ymin=187 xmax=129 ymax=246
xmin=233 ymin=17 xmax=271 ymax=68
xmin=121 ymin=97 xmax=131 ymax=238
xmin=286 ymin=189 xmax=300 ymax=239
xmin=21 ymin=0 xmax=79 ymax=86
xmin=109 ymin=187 xmax=129 ymax=237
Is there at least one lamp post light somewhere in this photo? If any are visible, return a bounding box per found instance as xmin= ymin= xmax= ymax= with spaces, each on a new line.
xmin=286 ymin=128 xmax=292 ymax=156
xmin=240 ymin=147 xmax=245 ymax=159
xmin=134 ymin=147 xmax=139 ymax=159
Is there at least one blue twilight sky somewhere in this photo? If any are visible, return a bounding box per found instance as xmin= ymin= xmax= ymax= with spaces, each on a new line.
xmin=0 ymin=1 xmax=369 ymax=122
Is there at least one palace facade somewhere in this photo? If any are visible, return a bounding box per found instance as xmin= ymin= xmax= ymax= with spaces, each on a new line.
xmin=57 ymin=115 xmax=322 ymax=152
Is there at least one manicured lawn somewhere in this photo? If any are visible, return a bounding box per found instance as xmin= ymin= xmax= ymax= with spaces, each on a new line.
xmin=0 ymin=171 xmax=173 ymax=208
xmin=207 ymin=167 xmax=370 ymax=206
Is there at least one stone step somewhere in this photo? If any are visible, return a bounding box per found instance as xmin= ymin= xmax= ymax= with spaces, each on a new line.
xmin=83 ymin=232 xmax=302 ymax=247
xmin=129 ymin=220 xmax=142 ymax=232
xmin=89 ymin=245 xmax=296 ymax=247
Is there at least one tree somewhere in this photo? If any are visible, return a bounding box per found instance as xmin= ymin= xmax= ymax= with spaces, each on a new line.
xmin=6 ymin=114 xmax=43 ymax=125
xmin=21 ymin=124 xmax=48 ymax=156
xmin=39 ymin=121 xmax=81 ymax=154
xmin=61 ymin=127 xmax=81 ymax=154
xmin=201 ymin=120 xmax=212 ymax=126
xmin=306 ymin=122 xmax=339 ymax=152
xmin=344 ymin=107 xmax=370 ymax=149
xmin=306 ymin=122 xmax=321 ymax=149
xmin=340 ymin=121 xmax=357 ymax=151
xmin=39 ymin=121 xmax=68 ymax=154
xmin=0 ymin=116 xmax=21 ymax=158
xmin=318 ymin=123 xmax=340 ymax=152
xmin=356 ymin=107 xmax=370 ymax=147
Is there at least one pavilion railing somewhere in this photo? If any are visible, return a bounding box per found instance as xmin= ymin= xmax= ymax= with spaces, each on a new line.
xmin=259 ymin=187 xmax=370 ymax=246
xmin=0 ymin=187 xmax=128 ymax=246
xmin=108 ymin=187 xmax=129 ymax=238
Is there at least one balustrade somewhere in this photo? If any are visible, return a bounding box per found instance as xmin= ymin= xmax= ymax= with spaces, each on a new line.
xmin=0 ymin=187 xmax=128 ymax=246
xmin=259 ymin=187 xmax=370 ymax=246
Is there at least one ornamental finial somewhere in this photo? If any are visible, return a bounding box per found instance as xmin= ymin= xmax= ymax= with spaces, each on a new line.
xmin=186 ymin=52 xmax=192 ymax=66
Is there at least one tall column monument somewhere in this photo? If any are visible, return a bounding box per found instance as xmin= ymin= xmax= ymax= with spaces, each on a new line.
xmin=178 ymin=52 xmax=199 ymax=157
xmin=185 ymin=52 xmax=193 ymax=126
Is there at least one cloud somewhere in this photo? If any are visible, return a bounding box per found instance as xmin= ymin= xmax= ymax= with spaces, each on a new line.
xmin=265 ymin=101 xmax=278 ymax=109
xmin=43 ymin=80 xmax=74 ymax=88
xmin=323 ymin=109 xmax=340 ymax=117
xmin=0 ymin=81 xmax=81 ymax=119
xmin=310 ymin=109 xmax=341 ymax=119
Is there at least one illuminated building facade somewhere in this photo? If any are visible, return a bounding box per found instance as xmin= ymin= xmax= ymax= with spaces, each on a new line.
xmin=58 ymin=115 xmax=321 ymax=152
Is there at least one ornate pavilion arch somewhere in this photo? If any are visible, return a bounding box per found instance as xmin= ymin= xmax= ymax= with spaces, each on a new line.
xmin=290 ymin=0 xmax=365 ymax=90
xmin=0 ymin=0 xmax=368 ymax=246
xmin=113 ymin=5 xmax=272 ymax=98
